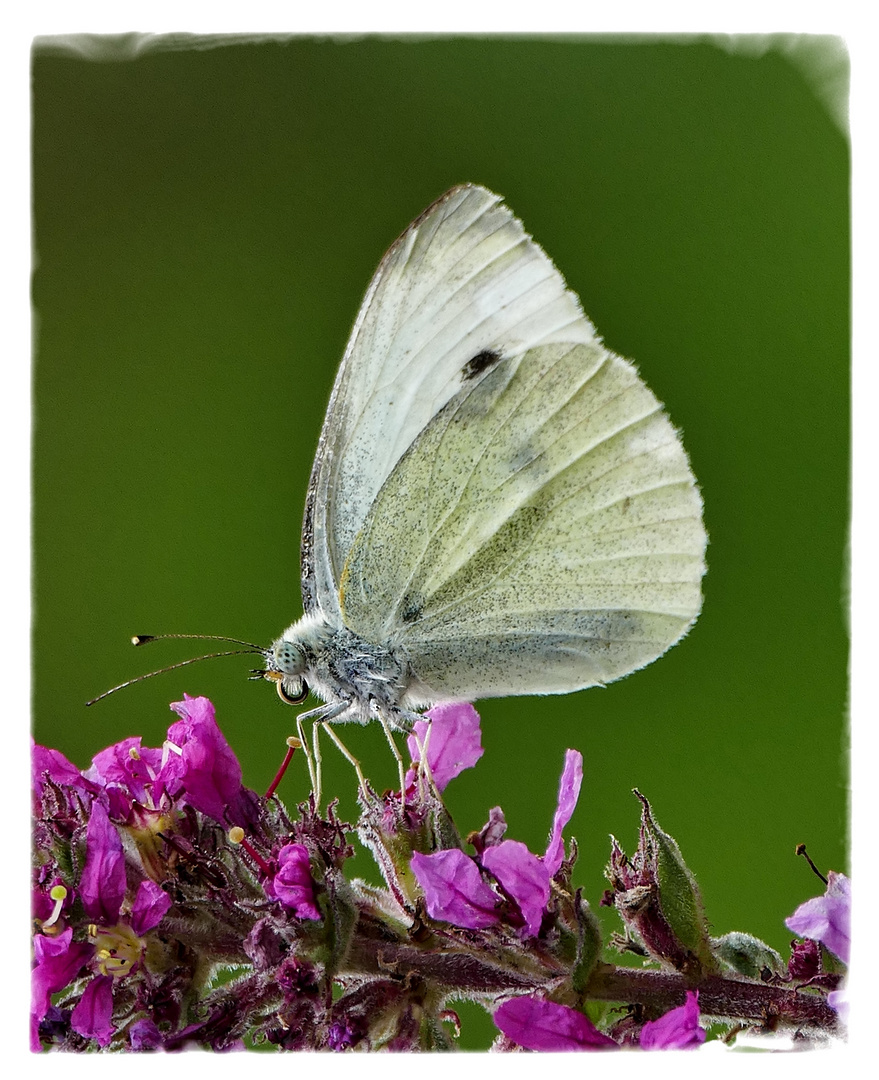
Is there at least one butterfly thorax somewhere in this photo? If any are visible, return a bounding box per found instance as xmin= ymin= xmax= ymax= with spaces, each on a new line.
xmin=269 ymin=612 xmax=417 ymax=724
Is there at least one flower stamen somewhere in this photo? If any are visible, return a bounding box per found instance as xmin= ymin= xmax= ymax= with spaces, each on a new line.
xmin=90 ymin=923 xmax=144 ymax=977
xmin=795 ymin=843 xmax=829 ymax=885
xmin=227 ymin=827 xmax=272 ymax=875
xmin=41 ymin=884 xmax=69 ymax=930
xmin=265 ymin=736 xmax=302 ymax=800
xmin=159 ymin=738 xmax=184 ymax=772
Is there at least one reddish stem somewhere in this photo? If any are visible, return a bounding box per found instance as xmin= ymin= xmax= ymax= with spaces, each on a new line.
xmin=265 ymin=743 xmax=297 ymax=800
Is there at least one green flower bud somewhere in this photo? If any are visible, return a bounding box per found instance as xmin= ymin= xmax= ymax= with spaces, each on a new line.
xmin=636 ymin=791 xmax=716 ymax=976
xmin=712 ymin=931 xmax=785 ymax=978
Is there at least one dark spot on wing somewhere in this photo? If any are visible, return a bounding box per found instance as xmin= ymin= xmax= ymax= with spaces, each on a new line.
xmin=400 ymin=594 xmax=424 ymax=624
xmin=462 ymin=349 xmax=503 ymax=381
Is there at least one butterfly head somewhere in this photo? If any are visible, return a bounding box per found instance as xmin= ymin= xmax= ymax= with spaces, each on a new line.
xmin=264 ymin=638 xmax=310 ymax=705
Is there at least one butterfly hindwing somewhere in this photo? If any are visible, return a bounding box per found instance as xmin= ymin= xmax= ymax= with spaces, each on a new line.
xmin=339 ymin=339 xmax=705 ymax=701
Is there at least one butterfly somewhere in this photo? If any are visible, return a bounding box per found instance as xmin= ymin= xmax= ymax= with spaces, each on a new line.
xmin=261 ymin=184 xmax=706 ymax=742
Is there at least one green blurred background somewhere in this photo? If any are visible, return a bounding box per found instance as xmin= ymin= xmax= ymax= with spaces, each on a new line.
xmin=32 ymin=35 xmax=849 ymax=1049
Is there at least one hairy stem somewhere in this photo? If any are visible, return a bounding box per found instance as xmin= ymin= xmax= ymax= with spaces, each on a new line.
xmin=587 ymin=964 xmax=840 ymax=1033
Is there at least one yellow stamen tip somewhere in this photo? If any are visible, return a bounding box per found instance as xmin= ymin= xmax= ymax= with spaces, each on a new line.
xmin=228 ymin=826 xmax=245 ymax=845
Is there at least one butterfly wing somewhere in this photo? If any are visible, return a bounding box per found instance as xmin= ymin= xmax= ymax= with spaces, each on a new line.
xmin=301 ymin=185 xmax=598 ymax=618
xmin=340 ymin=340 xmax=705 ymax=700
xmin=304 ymin=183 xmax=706 ymax=701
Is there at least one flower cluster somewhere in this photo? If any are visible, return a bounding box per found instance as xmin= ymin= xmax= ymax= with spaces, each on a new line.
xmin=32 ymin=696 xmax=848 ymax=1052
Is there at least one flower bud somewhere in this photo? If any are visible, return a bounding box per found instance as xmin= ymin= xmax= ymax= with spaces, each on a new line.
xmin=571 ymin=892 xmax=602 ymax=995
xmin=604 ymin=791 xmax=716 ymax=977
xmin=712 ymin=931 xmax=784 ymax=979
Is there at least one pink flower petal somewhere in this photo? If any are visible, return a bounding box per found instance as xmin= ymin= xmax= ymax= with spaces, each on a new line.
xmin=270 ymin=844 xmax=321 ymax=920
xmin=164 ymin=695 xmax=244 ymax=824
xmin=31 ymin=928 xmax=92 ymax=1027
xmin=79 ymin=801 xmax=126 ymax=923
xmin=32 ymin=743 xmax=92 ymax=797
xmin=87 ymin=736 xmax=163 ymax=804
xmin=130 ymin=879 xmax=172 ymax=936
xmin=494 ymin=996 xmax=618 ymax=1050
xmin=70 ymin=974 xmax=115 ymax=1046
xmin=406 ymin=702 xmax=484 ymax=792
xmin=481 ymin=840 xmax=550 ymax=937
xmin=785 ymin=871 xmax=850 ymax=964
xmin=544 ymin=749 xmax=583 ymax=876
xmin=640 ymin=990 xmax=706 ymax=1049
xmin=410 ymin=849 xmax=500 ymax=929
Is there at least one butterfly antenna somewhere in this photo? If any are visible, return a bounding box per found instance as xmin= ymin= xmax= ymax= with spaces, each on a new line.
xmin=132 ymin=632 xmax=266 ymax=650
xmin=86 ymin=636 xmax=266 ymax=706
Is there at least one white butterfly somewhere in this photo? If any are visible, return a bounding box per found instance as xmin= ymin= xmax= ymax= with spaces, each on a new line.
xmin=264 ymin=184 xmax=706 ymax=741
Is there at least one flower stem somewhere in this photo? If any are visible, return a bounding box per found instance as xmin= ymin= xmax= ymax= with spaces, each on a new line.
xmin=586 ymin=964 xmax=840 ymax=1033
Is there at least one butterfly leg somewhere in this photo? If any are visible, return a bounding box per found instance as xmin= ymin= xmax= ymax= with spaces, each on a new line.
xmin=318 ymin=723 xmax=369 ymax=800
xmin=294 ymin=700 xmax=351 ymax=806
xmin=381 ymin=714 xmax=407 ymax=797
xmin=294 ymin=712 xmax=317 ymax=796
xmin=386 ymin=707 xmax=438 ymax=797
xmin=364 ymin=700 xmax=408 ymax=796
xmin=410 ymin=718 xmax=435 ymax=795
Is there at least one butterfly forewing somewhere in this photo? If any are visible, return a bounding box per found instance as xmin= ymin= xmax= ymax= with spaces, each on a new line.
xmin=301 ymin=185 xmax=597 ymax=618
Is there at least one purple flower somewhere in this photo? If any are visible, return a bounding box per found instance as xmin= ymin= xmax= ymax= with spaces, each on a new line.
xmin=405 ymin=702 xmax=484 ymax=792
xmin=163 ymin=695 xmax=246 ymax=825
xmin=785 ymin=871 xmax=851 ymax=964
xmin=410 ymin=749 xmax=583 ymax=936
xmin=410 ymin=849 xmax=500 ymax=929
xmin=87 ymin=736 xmax=164 ymax=806
xmin=79 ymin=801 xmax=127 ymax=923
xmin=70 ymin=974 xmax=115 ymax=1047
xmin=481 ymin=749 xmax=583 ymax=934
xmin=269 ymin=844 xmax=321 ymax=920
xmin=32 ymin=807 xmax=173 ymax=1050
xmin=42 ymin=697 xmax=250 ymax=832
xmin=32 ymin=741 xmax=96 ymax=800
xmin=374 ymin=703 xmax=483 ymax=850
xmin=494 ymin=996 xmax=618 ymax=1050
xmin=327 ymin=1016 xmax=365 ymax=1051
xmin=130 ymin=879 xmax=172 ymax=936
xmin=640 ymin=991 xmax=706 ymax=1050
xmin=31 ymin=928 xmax=93 ymax=1048
xmin=129 ymin=1017 xmax=163 ymax=1050
xmin=480 ymin=841 xmax=549 ymax=936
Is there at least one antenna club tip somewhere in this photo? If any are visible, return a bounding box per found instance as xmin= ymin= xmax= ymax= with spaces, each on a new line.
xmin=132 ymin=635 xmax=155 ymax=646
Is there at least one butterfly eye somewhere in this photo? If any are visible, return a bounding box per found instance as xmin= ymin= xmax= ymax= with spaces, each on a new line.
xmin=275 ymin=678 xmax=309 ymax=705
xmin=273 ymin=639 xmax=305 ymax=675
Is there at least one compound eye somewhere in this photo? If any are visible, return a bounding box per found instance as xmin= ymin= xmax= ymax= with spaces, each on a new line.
xmin=273 ymin=640 xmax=304 ymax=676
xmin=276 ymin=678 xmax=309 ymax=705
